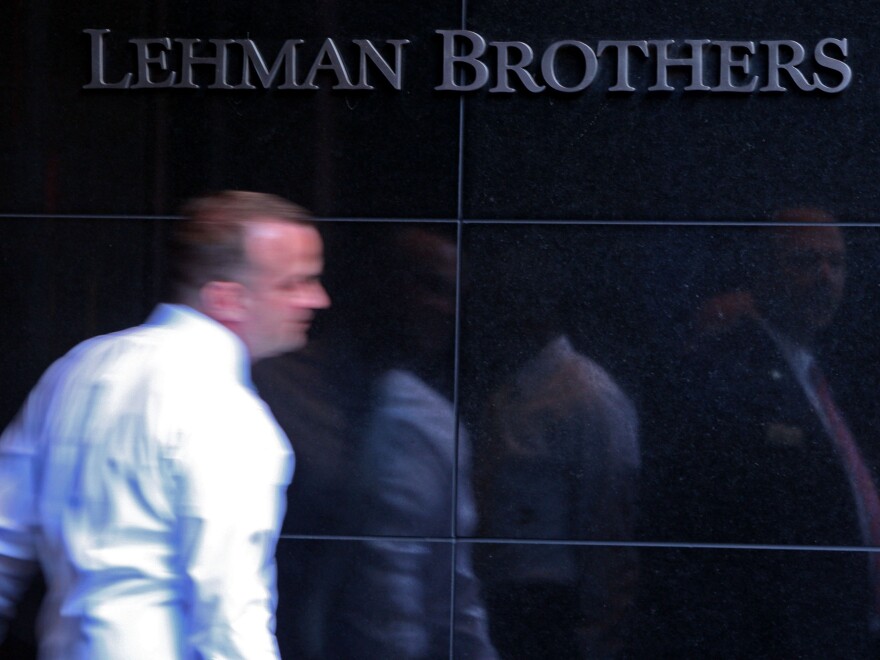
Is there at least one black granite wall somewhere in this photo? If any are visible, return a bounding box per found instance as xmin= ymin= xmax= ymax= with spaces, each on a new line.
xmin=4 ymin=1 xmax=880 ymax=657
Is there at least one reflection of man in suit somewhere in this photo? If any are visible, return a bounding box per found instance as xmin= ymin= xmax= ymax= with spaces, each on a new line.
xmin=756 ymin=209 xmax=846 ymax=350
xmin=650 ymin=210 xmax=880 ymax=656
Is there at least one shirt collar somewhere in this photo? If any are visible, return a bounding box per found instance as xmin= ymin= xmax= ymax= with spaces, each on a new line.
xmin=145 ymin=304 xmax=254 ymax=390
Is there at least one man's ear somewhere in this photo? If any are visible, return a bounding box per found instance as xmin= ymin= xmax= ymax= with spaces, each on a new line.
xmin=198 ymin=281 xmax=248 ymax=323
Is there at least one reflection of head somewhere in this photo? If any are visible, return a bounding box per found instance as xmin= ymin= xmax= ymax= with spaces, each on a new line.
xmin=340 ymin=225 xmax=458 ymax=391
xmin=169 ymin=190 xmax=330 ymax=361
xmin=393 ymin=228 xmax=458 ymax=354
xmin=364 ymin=227 xmax=457 ymax=366
xmin=752 ymin=208 xmax=846 ymax=345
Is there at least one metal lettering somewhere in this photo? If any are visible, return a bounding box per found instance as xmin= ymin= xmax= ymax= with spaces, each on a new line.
xmin=130 ymin=38 xmax=176 ymax=89
xmin=435 ymin=30 xmax=490 ymax=91
xmin=713 ymin=41 xmax=757 ymax=92
xmin=83 ymin=29 xmax=132 ymax=89
xmin=79 ymin=30 xmax=852 ymax=96
xmin=490 ymin=42 xmax=544 ymax=93
xmin=649 ymin=39 xmax=711 ymax=91
xmin=354 ymin=39 xmax=410 ymax=90
xmin=302 ymin=38 xmax=358 ymax=90
xmin=236 ymin=39 xmax=305 ymax=89
xmin=174 ymin=38 xmax=234 ymax=89
xmin=761 ymin=40 xmax=814 ymax=91
xmin=597 ymin=40 xmax=649 ymax=92
xmin=541 ymin=41 xmax=598 ymax=92
xmin=813 ymin=38 xmax=851 ymax=93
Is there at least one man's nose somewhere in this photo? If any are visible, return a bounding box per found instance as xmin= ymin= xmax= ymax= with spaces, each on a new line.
xmin=310 ymin=284 xmax=331 ymax=309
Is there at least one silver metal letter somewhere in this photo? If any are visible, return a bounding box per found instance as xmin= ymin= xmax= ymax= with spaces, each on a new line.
xmin=490 ymin=42 xmax=544 ymax=93
xmin=302 ymin=38 xmax=358 ymax=90
xmin=435 ymin=30 xmax=490 ymax=92
xmin=236 ymin=39 xmax=305 ymax=89
xmin=813 ymin=38 xmax=851 ymax=93
xmin=541 ymin=41 xmax=598 ymax=93
xmin=713 ymin=41 xmax=757 ymax=92
xmin=83 ymin=29 xmax=132 ymax=89
xmin=174 ymin=38 xmax=234 ymax=89
xmin=760 ymin=41 xmax=814 ymax=92
xmin=130 ymin=38 xmax=176 ymax=89
xmin=597 ymin=40 xmax=649 ymax=92
xmin=648 ymin=39 xmax=711 ymax=91
xmin=354 ymin=39 xmax=410 ymax=90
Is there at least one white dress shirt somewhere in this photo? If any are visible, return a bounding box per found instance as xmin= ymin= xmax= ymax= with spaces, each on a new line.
xmin=0 ymin=304 xmax=293 ymax=659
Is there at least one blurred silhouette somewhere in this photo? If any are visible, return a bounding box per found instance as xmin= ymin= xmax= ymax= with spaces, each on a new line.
xmin=335 ymin=228 xmax=496 ymax=659
xmin=469 ymin=230 xmax=640 ymax=659
xmin=255 ymin=226 xmax=496 ymax=659
xmin=642 ymin=210 xmax=880 ymax=656
xmin=0 ymin=191 xmax=330 ymax=658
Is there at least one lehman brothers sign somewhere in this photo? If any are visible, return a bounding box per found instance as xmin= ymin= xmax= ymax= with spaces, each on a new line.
xmin=84 ymin=28 xmax=852 ymax=94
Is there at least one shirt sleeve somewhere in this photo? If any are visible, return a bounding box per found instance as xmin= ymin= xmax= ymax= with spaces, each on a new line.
xmin=167 ymin=391 xmax=292 ymax=660
xmin=0 ymin=397 xmax=43 ymax=637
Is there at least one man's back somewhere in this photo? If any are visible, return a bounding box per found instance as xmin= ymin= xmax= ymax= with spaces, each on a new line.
xmin=0 ymin=305 xmax=293 ymax=659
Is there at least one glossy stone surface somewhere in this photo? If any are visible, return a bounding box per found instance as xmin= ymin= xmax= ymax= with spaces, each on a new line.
xmin=6 ymin=0 xmax=880 ymax=657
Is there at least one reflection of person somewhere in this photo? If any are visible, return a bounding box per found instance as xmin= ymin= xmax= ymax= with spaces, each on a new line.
xmin=650 ymin=210 xmax=880 ymax=655
xmin=0 ymin=191 xmax=329 ymax=658
xmin=337 ymin=228 xmax=497 ymax=660
xmin=479 ymin=335 xmax=640 ymax=660
xmin=255 ymin=226 xmax=496 ymax=659
xmin=470 ymin=231 xmax=640 ymax=660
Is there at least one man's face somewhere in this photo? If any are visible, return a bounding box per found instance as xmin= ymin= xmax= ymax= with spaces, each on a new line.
xmin=239 ymin=219 xmax=330 ymax=360
xmin=766 ymin=225 xmax=846 ymax=338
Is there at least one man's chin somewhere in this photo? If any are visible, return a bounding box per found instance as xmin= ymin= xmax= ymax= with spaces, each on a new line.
xmin=282 ymin=335 xmax=309 ymax=354
xmin=252 ymin=338 xmax=307 ymax=362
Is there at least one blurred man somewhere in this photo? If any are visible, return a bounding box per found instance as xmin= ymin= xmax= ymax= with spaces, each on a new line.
xmin=466 ymin=228 xmax=640 ymax=660
xmin=648 ymin=210 xmax=880 ymax=656
xmin=259 ymin=225 xmax=498 ymax=659
xmin=0 ymin=191 xmax=329 ymax=659
xmin=338 ymin=227 xmax=497 ymax=659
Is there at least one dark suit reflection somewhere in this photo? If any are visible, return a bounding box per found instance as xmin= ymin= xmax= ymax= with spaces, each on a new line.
xmin=254 ymin=338 xmax=371 ymax=658
xmin=643 ymin=213 xmax=880 ymax=657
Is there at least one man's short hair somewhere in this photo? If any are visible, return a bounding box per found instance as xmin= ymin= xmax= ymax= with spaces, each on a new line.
xmin=168 ymin=190 xmax=312 ymax=301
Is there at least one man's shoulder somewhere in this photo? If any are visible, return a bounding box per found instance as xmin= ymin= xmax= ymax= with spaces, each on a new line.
xmin=511 ymin=338 xmax=634 ymax=419
xmin=48 ymin=312 xmax=236 ymax=402
xmin=57 ymin=321 xmax=172 ymax=372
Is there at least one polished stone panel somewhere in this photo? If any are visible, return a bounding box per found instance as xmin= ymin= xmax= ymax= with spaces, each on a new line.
xmin=469 ymin=539 xmax=638 ymax=659
xmin=1 ymin=1 xmax=461 ymax=217
xmin=636 ymin=545 xmax=880 ymax=657
xmin=0 ymin=217 xmax=164 ymax=426
xmin=462 ymin=0 xmax=880 ymax=221
xmin=254 ymin=221 xmax=460 ymax=537
xmin=276 ymin=537 xmax=458 ymax=659
xmin=469 ymin=540 xmax=880 ymax=658
xmin=460 ymin=222 xmax=880 ymax=549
